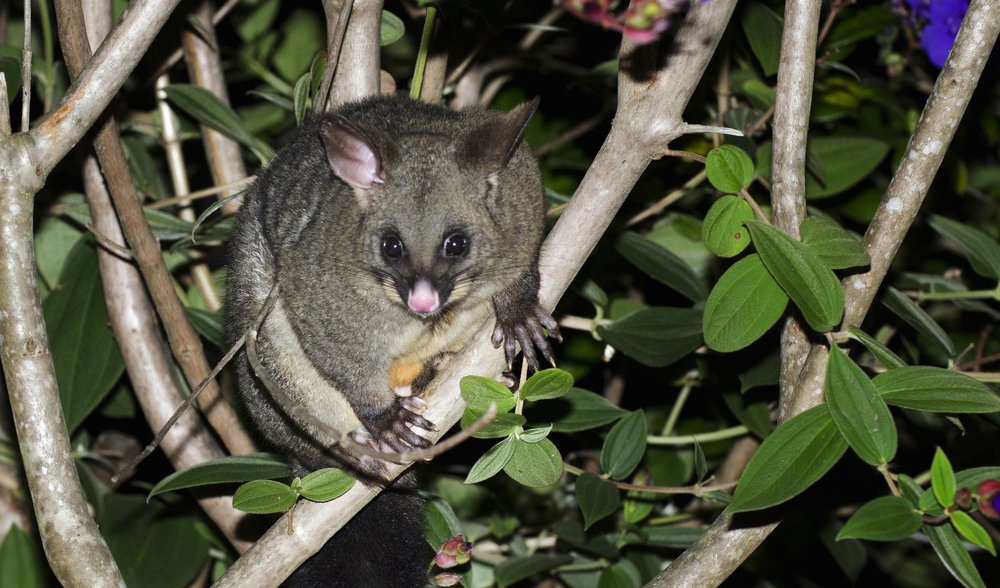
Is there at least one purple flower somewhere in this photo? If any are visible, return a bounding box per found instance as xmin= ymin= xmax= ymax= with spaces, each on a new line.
xmin=902 ymin=0 xmax=969 ymax=67
xmin=978 ymin=480 xmax=1000 ymax=518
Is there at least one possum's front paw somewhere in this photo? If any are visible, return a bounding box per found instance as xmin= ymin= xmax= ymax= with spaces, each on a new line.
xmin=357 ymin=396 xmax=436 ymax=454
xmin=491 ymin=304 xmax=561 ymax=372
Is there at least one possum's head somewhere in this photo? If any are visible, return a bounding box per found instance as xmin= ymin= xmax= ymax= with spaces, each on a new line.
xmin=318 ymin=98 xmax=543 ymax=319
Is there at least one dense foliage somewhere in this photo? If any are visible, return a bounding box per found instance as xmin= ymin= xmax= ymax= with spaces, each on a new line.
xmin=1 ymin=1 xmax=998 ymax=587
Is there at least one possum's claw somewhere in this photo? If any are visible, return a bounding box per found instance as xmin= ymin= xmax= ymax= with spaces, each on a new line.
xmin=492 ymin=304 xmax=561 ymax=372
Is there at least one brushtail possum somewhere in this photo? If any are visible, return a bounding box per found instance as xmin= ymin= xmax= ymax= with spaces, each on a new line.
xmin=225 ymin=94 xmax=558 ymax=587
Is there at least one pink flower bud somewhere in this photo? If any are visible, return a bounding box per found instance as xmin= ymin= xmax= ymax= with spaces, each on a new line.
xmin=977 ymin=479 xmax=1000 ymax=518
xmin=433 ymin=572 xmax=464 ymax=586
xmin=436 ymin=535 xmax=473 ymax=568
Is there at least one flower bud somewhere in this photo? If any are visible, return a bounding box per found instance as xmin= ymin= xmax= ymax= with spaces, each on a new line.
xmin=433 ymin=572 xmax=464 ymax=586
xmin=977 ymin=479 xmax=1000 ymax=518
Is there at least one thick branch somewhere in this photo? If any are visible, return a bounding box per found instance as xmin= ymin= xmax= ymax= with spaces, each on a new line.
xmin=215 ymin=1 xmax=738 ymax=584
xmin=32 ymin=0 xmax=182 ymax=172
xmin=329 ymin=0 xmax=383 ymax=106
xmin=0 ymin=134 xmax=125 ymax=586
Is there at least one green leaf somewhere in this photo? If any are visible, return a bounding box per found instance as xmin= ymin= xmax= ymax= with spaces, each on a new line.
xmin=825 ymin=345 xmax=897 ymax=466
xmin=503 ymin=437 xmax=563 ymax=488
xmin=424 ymin=496 xmax=464 ymax=549
xmin=706 ymin=145 xmax=756 ymax=193
xmin=162 ymin=84 xmax=274 ymax=164
xmin=35 ymin=214 xmax=83 ymax=294
xmin=882 ymin=287 xmax=957 ymax=357
xmin=693 ymin=440 xmax=708 ymax=481
xmin=950 ymin=511 xmax=996 ymax=555
xmin=298 ymin=468 xmax=355 ymax=502
xmin=185 ymin=306 xmax=223 ymax=348
xmin=873 ymin=367 xmax=1000 ymax=413
xmin=836 ymin=496 xmax=921 ymax=541
xmin=597 ymin=307 xmax=703 ymax=368
xmin=823 ymin=6 xmax=897 ymax=50
xmin=465 ymin=437 xmax=515 ymax=484
xmin=847 ymin=327 xmax=908 ymax=370
xmin=273 ymin=8 xmax=324 ymax=83
xmin=43 ymin=237 xmax=125 ymax=432
xmin=728 ymin=405 xmax=848 ymax=513
xmin=380 ymin=10 xmax=406 ymax=46
xmin=925 ymin=522 xmax=987 ymax=588
xmin=149 ymin=453 xmax=292 ymax=499
xmin=601 ymin=410 xmax=647 ymax=481
xmin=597 ymin=565 xmax=637 ymax=588
xmin=518 ymin=425 xmax=552 ymax=443
xmin=703 ymin=253 xmax=788 ymax=352
xmin=0 ymin=525 xmax=48 ymax=588
xmin=931 ymin=448 xmax=957 ymax=508
xmin=102 ymin=495 xmax=209 ymax=588
xmin=232 ymin=480 xmax=298 ymax=514
xmin=495 ymin=555 xmax=572 ymax=588
xmin=702 ymin=196 xmax=755 ymax=258
xmin=739 ymin=351 xmax=780 ymax=393
xmin=615 ymin=232 xmax=706 ymax=302
xmin=531 ymin=388 xmax=627 ymax=433
xmin=0 ymin=56 xmax=23 ymax=105
xmin=758 ymin=137 xmax=890 ymax=199
xmin=232 ymin=0 xmax=279 ymax=42
xmin=576 ymin=473 xmax=621 ymax=530
xmin=460 ymin=376 xmax=516 ymax=413
xmin=800 ymin=216 xmax=870 ymax=269
xmin=292 ymin=72 xmax=310 ymax=127
xmin=741 ymin=2 xmax=782 ymax=76
xmin=624 ymin=525 xmax=704 ymax=548
xmin=521 ymin=369 xmax=574 ymax=401
xmin=928 ymin=215 xmax=1000 ymax=280
xmin=745 ymin=221 xmax=845 ymax=332
xmin=461 ymin=410 xmax=526 ymax=439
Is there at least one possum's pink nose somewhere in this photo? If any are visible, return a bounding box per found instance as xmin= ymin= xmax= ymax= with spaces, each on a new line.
xmin=408 ymin=278 xmax=440 ymax=316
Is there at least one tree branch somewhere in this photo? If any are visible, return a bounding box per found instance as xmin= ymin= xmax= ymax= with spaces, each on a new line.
xmin=329 ymin=0 xmax=383 ymax=106
xmin=32 ymin=0 xmax=182 ymax=173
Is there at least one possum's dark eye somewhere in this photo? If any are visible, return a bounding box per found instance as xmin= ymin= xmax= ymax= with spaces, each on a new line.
xmin=443 ymin=233 xmax=469 ymax=257
xmin=382 ymin=235 xmax=404 ymax=259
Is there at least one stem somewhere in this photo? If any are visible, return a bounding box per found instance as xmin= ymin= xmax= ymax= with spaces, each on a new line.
xmin=410 ymin=3 xmax=438 ymax=100
xmin=662 ymin=372 xmax=697 ymax=436
xmin=648 ymin=426 xmax=750 ymax=446
xmin=911 ymin=288 xmax=998 ymax=301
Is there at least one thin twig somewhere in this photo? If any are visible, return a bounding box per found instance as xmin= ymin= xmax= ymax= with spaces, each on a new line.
xmin=20 ymin=0 xmax=31 ymax=132
xmin=85 ymin=224 xmax=133 ymax=260
xmin=316 ymin=0 xmax=353 ymax=114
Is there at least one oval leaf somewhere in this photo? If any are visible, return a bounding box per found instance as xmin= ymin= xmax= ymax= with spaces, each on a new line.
xmin=465 ymin=437 xmax=515 ymax=484
xmin=576 ymin=473 xmax=621 ymax=530
xmin=758 ymin=137 xmax=890 ymax=199
xmin=745 ymin=221 xmax=844 ymax=332
xmin=703 ymin=254 xmax=788 ymax=352
xmin=847 ymin=327 xmax=908 ymax=370
xmin=518 ymin=425 xmax=552 ymax=443
xmin=0 ymin=525 xmax=47 ymax=588
xmin=460 ymin=376 xmax=516 ymax=413
xmin=597 ymin=307 xmax=703 ymax=368
xmin=232 ymin=480 xmax=297 ymax=514
xmin=299 ymin=468 xmax=355 ymax=502
xmin=615 ymin=232 xmax=706 ymax=302
xmin=741 ymin=2 xmax=783 ymax=75
xmin=601 ymin=410 xmax=647 ymax=481
xmin=162 ymin=84 xmax=274 ymax=164
xmin=873 ymin=366 xmax=1000 ymax=413
xmin=800 ymin=216 xmax=870 ymax=270
xmin=521 ymin=369 xmax=574 ymax=401
xmin=882 ymin=287 xmax=956 ymax=357
xmin=503 ymin=437 xmax=563 ymax=488
xmin=703 ymin=196 xmax=755 ymax=257
xmin=826 ymin=345 xmax=897 ymax=466
xmin=495 ymin=555 xmax=572 ymax=588
xmin=836 ymin=496 xmax=921 ymax=541
xmin=928 ymin=215 xmax=1000 ymax=280
xmin=461 ymin=410 xmax=526 ymax=439
xmin=149 ymin=453 xmax=292 ymax=499
xmin=380 ymin=10 xmax=406 ymax=46
xmin=931 ymin=447 xmax=956 ymax=508
xmin=706 ymin=145 xmax=755 ymax=193
xmin=925 ymin=522 xmax=988 ymax=588
xmin=950 ymin=511 xmax=996 ymax=556
xmin=728 ymin=405 xmax=848 ymax=513
xmin=43 ymin=237 xmax=125 ymax=432
xmin=531 ymin=388 xmax=627 ymax=433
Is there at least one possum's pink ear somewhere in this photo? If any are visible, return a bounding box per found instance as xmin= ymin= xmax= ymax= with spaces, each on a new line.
xmin=320 ymin=116 xmax=385 ymax=190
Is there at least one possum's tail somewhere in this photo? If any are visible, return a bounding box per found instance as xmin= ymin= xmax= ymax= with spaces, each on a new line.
xmin=285 ymin=476 xmax=430 ymax=587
